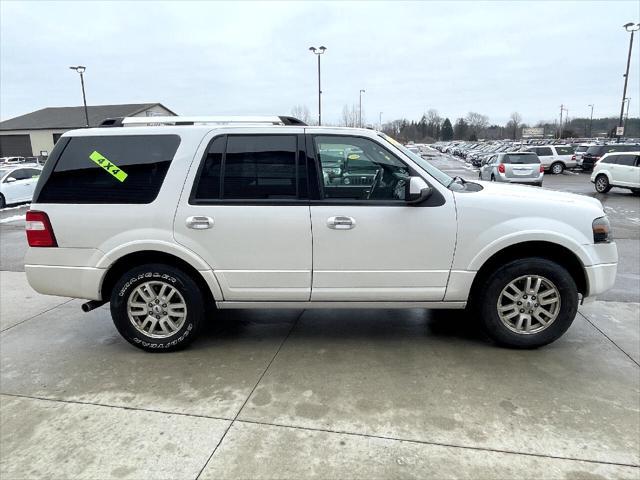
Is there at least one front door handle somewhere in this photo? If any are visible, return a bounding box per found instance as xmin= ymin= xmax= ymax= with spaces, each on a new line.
xmin=186 ymin=216 xmax=214 ymax=230
xmin=327 ymin=216 xmax=356 ymax=230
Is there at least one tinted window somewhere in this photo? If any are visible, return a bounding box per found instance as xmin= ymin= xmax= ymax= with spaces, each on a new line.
xmin=37 ymin=135 xmax=180 ymax=204
xmin=536 ymin=147 xmax=553 ymax=156
xmin=502 ymin=153 xmax=540 ymax=164
xmin=601 ymin=155 xmax=618 ymax=164
xmin=617 ymin=155 xmax=636 ymax=167
xmin=223 ymin=135 xmax=297 ymax=199
xmin=8 ymin=169 xmax=30 ymax=180
xmin=555 ymin=146 xmax=574 ymax=155
xmin=193 ymin=136 xmax=225 ymax=200
xmin=315 ymin=136 xmax=409 ymax=201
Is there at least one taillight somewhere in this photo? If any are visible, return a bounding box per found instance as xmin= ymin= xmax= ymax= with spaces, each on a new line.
xmin=571 ymin=154 xmax=576 ymax=160
xmin=539 ymin=165 xmax=544 ymax=173
xmin=26 ymin=210 xmax=57 ymax=247
xmin=498 ymin=164 xmax=505 ymax=173
xmin=594 ymin=156 xmax=601 ymax=164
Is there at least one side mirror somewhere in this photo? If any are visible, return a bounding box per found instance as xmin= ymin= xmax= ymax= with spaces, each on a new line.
xmin=4 ymin=177 xmax=16 ymax=183
xmin=406 ymin=176 xmax=432 ymax=204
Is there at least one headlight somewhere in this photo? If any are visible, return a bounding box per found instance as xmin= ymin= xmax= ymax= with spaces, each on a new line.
xmin=592 ymin=216 xmax=612 ymax=243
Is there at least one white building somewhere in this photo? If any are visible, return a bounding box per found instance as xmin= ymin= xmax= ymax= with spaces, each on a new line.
xmin=0 ymin=103 xmax=176 ymax=157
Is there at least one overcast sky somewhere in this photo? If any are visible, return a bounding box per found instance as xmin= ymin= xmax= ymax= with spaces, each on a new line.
xmin=1 ymin=1 xmax=638 ymax=126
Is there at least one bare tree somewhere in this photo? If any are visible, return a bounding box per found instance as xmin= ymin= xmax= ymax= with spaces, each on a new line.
xmin=425 ymin=109 xmax=442 ymax=138
xmin=291 ymin=105 xmax=311 ymax=124
xmin=509 ymin=111 xmax=522 ymax=140
xmin=466 ymin=112 xmax=489 ymax=135
xmin=340 ymin=104 xmax=359 ymax=127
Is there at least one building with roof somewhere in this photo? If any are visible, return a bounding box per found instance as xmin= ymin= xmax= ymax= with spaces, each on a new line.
xmin=0 ymin=103 xmax=176 ymax=157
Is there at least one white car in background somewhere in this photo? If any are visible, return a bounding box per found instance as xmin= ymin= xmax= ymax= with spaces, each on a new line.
xmin=523 ymin=145 xmax=576 ymax=174
xmin=0 ymin=165 xmax=43 ymax=208
xmin=591 ymin=151 xmax=640 ymax=194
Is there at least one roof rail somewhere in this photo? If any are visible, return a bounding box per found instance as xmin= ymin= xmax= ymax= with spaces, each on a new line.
xmin=99 ymin=115 xmax=307 ymax=127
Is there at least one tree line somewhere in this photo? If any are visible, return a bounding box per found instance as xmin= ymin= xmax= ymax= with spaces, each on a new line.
xmin=291 ymin=105 xmax=639 ymax=141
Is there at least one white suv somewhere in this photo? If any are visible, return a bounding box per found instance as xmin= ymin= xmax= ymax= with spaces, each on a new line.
xmin=524 ymin=145 xmax=576 ymax=174
xmin=591 ymin=151 xmax=640 ymax=194
xmin=25 ymin=116 xmax=618 ymax=351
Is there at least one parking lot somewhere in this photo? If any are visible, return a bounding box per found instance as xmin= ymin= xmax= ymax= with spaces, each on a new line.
xmin=1 ymin=151 xmax=639 ymax=479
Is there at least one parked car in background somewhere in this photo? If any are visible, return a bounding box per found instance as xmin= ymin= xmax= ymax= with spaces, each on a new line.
xmin=0 ymin=165 xmax=43 ymax=208
xmin=523 ymin=145 xmax=576 ymax=174
xmin=581 ymin=144 xmax=640 ymax=172
xmin=591 ymin=151 xmax=640 ymax=194
xmin=479 ymin=152 xmax=543 ymax=186
xmin=0 ymin=156 xmax=26 ymax=165
xmin=572 ymin=143 xmax=597 ymax=167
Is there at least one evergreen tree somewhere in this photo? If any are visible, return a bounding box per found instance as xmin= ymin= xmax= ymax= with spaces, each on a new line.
xmin=454 ymin=118 xmax=469 ymax=140
xmin=441 ymin=118 xmax=454 ymax=140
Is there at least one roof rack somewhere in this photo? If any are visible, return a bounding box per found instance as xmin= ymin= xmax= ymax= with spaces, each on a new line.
xmin=99 ymin=115 xmax=307 ymax=127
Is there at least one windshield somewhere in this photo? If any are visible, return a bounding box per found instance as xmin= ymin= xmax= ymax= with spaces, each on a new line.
xmin=0 ymin=168 xmax=11 ymax=178
xmin=378 ymin=133 xmax=454 ymax=188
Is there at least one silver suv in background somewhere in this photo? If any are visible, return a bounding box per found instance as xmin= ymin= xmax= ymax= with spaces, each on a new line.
xmin=479 ymin=152 xmax=543 ymax=186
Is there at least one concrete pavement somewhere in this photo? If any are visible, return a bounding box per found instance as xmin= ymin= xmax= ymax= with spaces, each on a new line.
xmin=1 ymin=271 xmax=639 ymax=479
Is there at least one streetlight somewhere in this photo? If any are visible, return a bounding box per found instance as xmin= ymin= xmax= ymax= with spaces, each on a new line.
xmin=308 ymin=46 xmax=326 ymax=126
xmin=379 ymin=111 xmax=383 ymax=130
xmin=588 ymin=104 xmax=594 ymax=138
xmin=624 ymin=97 xmax=632 ymax=131
xmin=358 ymin=89 xmax=365 ymax=127
xmin=617 ymin=22 xmax=639 ymax=142
xmin=69 ymin=66 xmax=89 ymax=127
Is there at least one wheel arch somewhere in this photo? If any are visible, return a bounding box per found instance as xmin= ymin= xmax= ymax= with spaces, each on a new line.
xmin=468 ymin=241 xmax=588 ymax=305
xmin=99 ymin=250 xmax=220 ymax=308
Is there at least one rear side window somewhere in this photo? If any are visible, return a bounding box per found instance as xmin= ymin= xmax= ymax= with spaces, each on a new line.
xmin=601 ymin=155 xmax=618 ymax=164
xmin=616 ymin=155 xmax=637 ymax=167
xmin=192 ymin=134 xmax=301 ymax=202
xmin=555 ymin=146 xmax=574 ymax=155
xmin=37 ymin=135 xmax=180 ymax=204
xmin=502 ymin=154 xmax=539 ymax=164
xmin=585 ymin=146 xmax=604 ymax=156
xmin=224 ymin=135 xmax=297 ymax=199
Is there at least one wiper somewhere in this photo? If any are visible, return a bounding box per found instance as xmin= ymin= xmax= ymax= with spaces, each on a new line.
xmin=448 ymin=176 xmax=467 ymax=188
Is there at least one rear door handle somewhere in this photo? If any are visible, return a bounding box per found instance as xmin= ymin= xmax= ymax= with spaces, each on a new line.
xmin=327 ymin=216 xmax=356 ymax=230
xmin=186 ymin=216 xmax=214 ymax=230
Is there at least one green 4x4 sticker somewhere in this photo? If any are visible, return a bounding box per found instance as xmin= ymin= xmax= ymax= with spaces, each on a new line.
xmin=89 ymin=150 xmax=128 ymax=182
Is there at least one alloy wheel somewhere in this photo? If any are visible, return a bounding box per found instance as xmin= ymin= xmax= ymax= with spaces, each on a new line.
xmin=127 ymin=281 xmax=187 ymax=338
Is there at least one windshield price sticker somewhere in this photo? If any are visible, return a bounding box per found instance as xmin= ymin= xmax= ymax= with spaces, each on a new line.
xmin=89 ymin=150 xmax=128 ymax=182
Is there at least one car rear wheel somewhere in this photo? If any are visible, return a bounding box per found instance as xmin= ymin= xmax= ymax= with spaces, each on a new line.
xmin=550 ymin=162 xmax=564 ymax=174
xmin=0 ymin=194 xmax=5 ymax=209
xmin=478 ymin=258 xmax=578 ymax=348
xmin=595 ymin=174 xmax=611 ymax=193
xmin=110 ymin=263 xmax=205 ymax=352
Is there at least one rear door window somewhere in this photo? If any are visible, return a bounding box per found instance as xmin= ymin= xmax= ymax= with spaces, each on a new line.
xmin=601 ymin=155 xmax=618 ymax=164
xmin=536 ymin=147 xmax=553 ymax=156
xmin=36 ymin=135 xmax=180 ymax=204
xmin=617 ymin=155 xmax=636 ymax=167
xmin=555 ymin=146 xmax=574 ymax=155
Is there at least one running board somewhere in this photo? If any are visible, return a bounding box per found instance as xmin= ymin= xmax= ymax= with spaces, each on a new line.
xmin=216 ymin=301 xmax=467 ymax=309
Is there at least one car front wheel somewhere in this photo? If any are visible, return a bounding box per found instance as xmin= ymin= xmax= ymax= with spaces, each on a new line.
xmin=110 ymin=264 xmax=205 ymax=352
xmin=479 ymin=258 xmax=578 ymax=348
xmin=595 ymin=174 xmax=611 ymax=193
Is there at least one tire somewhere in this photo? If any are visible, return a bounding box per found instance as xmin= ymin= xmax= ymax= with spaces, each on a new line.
xmin=490 ymin=175 xmax=495 ymax=182
xmin=478 ymin=258 xmax=578 ymax=349
xmin=550 ymin=162 xmax=564 ymax=175
xmin=0 ymin=194 xmax=5 ymax=209
xmin=631 ymin=189 xmax=640 ymax=196
xmin=110 ymin=264 xmax=205 ymax=352
xmin=594 ymin=174 xmax=611 ymax=193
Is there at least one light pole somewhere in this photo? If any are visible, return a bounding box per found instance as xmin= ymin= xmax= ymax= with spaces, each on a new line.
xmin=558 ymin=104 xmax=568 ymax=139
xmin=617 ymin=22 xmax=639 ymax=142
xmin=308 ymin=46 xmax=326 ymax=126
xmin=69 ymin=66 xmax=89 ymax=127
xmin=588 ymin=104 xmax=594 ymax=138
xmin=379 ymin=111 xmax=383 ymax=130
xmin=359 ymin=89 xmax=365 ymax=127
xmin=624 ymin=97 xmax=631 ymax=131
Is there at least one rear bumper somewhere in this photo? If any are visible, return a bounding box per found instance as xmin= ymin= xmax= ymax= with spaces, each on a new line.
xmin=25 ymin=265 xmax=104 ymax=300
